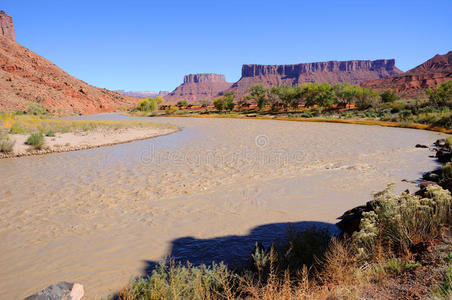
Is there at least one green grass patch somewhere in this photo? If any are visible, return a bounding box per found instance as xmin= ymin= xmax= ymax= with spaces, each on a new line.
xmin=25 ymin=133 xmax=45 ymax=150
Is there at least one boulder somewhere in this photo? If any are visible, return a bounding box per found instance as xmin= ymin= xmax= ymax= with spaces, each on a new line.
xmin=422 ymin=172 xmax=441 ymax=182
xmin=415 ymin=181 xmax=438 ymax=196
xmin=436 ymin=149 xmax=452 ymax=163
xmin=440 ymin=178 xmax=452 ymax=194
xmin=415 ymin=144 xmax=429 ymax=148
xmin=24 ymin=282 xmax=84 ymax=300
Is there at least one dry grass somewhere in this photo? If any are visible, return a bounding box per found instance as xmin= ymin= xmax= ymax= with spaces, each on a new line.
xmin=0 ymin=114 xmax=175 ymax=135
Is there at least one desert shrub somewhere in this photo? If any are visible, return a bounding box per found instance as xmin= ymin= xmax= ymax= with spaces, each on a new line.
xmin=137 ymin=96 xmax=164 ymax=112
xmin=116 ymin=260 xmax=235 ymax=300
xmin=45 ymin=129 xmax=55 ymax=137
xmin=26 ymin=102 xmax=47 ymax=115
xmin=428 ymin=80 xmax=452 ymax=107
xmin=442 ymin=163 xmax=452 ymax=179
xmin=353 ymin=184 xmax=452 ymax=258
xmin=371 ymin=258 xmax=421 ymax=279
xmin=0 ymin=130 xmax=15 ymax=153
xmin=380 ymin=90 xmax=399 ymax=103
xmin=9 ymin=123 xmax=27 ymax=134
xmin=446 ymin=136 xmax=452 ymax=147
xmin=165 ymin=105 xmax=178 ymax=114
xmin=25 ymin=133 xmax=45 ymax=149
xmin=432 ymin=253 xmax=452 ymax=297
xmin=177 ymin=100 xmax=188 ymax=106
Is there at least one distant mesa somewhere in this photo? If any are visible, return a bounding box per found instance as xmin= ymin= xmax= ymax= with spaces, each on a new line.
xmin=0 ymin=11 xmax=137 ymax=114
xmin=228 ymin=59 xmax=403 ymax=98
xmin=361 ymin=51 xmax=452 ymax=98
xmin=0 ymin=10 xmax=15 ymax=41
xmin=115 ymin=90 xmax=169 ymax=98
xmin=164 ymin=73 xmax=233 ymax=103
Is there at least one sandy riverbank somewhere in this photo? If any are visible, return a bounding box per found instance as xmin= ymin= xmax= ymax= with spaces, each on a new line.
xmin=0 ymin=125 xmax=180 ymax=159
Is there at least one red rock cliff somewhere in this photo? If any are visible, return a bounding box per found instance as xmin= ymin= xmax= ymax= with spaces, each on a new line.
xmin=229 ymin=59 xmax=402 ymax=98
xmin=164 ymin=73 xmax=232 ymax=102
xmin=361 ymin=51 xmax=452 ymax=98
xmin=0 ymin=11 xmax=15 ymax=41
xmin=0 ymin=11 xmax=137 ymax=114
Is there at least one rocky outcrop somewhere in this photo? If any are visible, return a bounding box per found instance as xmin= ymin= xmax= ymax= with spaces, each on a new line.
xmin=229 ymin=59 xmax=402 ymax=98
xmin=164 ymin=73 xmax=232 ymax=102
xmin=361 ymin=51 xmax=452 ymax=98
xmin=0 ymin=11 xmax=15 ymax=41
xmin=0 ymin=16 xmax=137 ymax=113
xmin=24 ymin=281 xmax=84 ymax=300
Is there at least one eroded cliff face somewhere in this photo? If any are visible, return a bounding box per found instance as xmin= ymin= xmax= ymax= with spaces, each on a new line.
xmin=0 ymin=11 xmax=15 ymax=42
xmin=228 ymin=59 xmax=402 ymax=98
xmin=361 ymin=51 xmax=452 ymax=98
xmin=164 ymin=73 xmax=232 ymax=102
xmin=0 ymin=11 xmax=137 ymax=114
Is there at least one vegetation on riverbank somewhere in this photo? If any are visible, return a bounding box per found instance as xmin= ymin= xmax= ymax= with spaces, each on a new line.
xmin=135 ymin=80 xmax=452 ymax=133
xmin=0 ymin=102 xmax=178 ymax=155
xmin=114 ymin=138 xmax=452 ymax=299
xmin=0 ymin=108 xmax=173 ymax=136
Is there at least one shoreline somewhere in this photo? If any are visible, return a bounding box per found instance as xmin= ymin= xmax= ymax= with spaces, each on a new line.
xmin=0 ymin=126 xmax=180 ymax=159
xmin=140 ymin=113 xmax=452 ymax=134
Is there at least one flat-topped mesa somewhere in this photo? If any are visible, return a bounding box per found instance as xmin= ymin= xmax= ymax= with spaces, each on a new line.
xmin=165 ymin=73 xmax=232 ymax=103
xmin=183 ymin=73 xmax=228 ymax=84
xmin=0 ymin=11 xmax=15 ymax=41
xmin=229 ymin=59 xmax=402 ymax=98
xmin=241 ymin=59 xmax=400 ymax=79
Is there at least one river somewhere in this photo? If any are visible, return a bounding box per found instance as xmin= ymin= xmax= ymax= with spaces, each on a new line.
xmin=0 ymin=114 xmax=445 ymax=298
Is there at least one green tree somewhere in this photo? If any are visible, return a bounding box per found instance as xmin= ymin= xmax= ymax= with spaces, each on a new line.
xmin=304 ymin=83 xmax=335 ymax=107
xmin=380 ymin=90 xmax=399 ymax=103
xmin=214 ymin=92 xmax=235 ymax=112
xmin=334 ymin=82 xmax=357 ymax=108
xmin=272 ymin=85 xmax=298 ymax=110
xmin=355 ymin=87 xmax=379 ymax=110
xmin=177 ymin=100 xmax=188 ymax=106
xmin=213 ymin=97 xmax=224 ymax=111
xmin=136 ymin=96 xmax=164 ymax=112
xmin=245 ymin=84 xmax=269 ymax=110
xmin=223 ymin=92 xmax=235 ymax=111
xmin=427 ymin=80 xmax=452 ymax=107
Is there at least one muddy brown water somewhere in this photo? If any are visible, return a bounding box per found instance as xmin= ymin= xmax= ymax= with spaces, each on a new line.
xmin=0 ymin=114 xmax=446 ymax=299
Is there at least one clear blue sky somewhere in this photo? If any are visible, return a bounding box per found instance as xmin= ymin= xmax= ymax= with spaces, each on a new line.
xmin=3 ymin=0 xmax=452 ymax=92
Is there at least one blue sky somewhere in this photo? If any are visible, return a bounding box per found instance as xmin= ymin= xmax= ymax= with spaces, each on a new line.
xmin=3 ymin=0 xmax=452 ymax=92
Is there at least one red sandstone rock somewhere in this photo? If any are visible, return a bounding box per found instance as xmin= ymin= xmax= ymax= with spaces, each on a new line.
xmin=164 ymin=73 xmax=232 ymax=103
xmin=228 ymin=59 xmax=402 ymax=98
xmin=361 ymin=51 xmax=452 ymax=98
xmin=0 ymin=11 xmax=15 ymax=42
xmin=0 ymin=12 xmax=137 ymax=114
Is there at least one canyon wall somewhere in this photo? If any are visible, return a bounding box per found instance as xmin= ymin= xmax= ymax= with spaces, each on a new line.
xmin=229 ymin=59 xmax=403 ymax=98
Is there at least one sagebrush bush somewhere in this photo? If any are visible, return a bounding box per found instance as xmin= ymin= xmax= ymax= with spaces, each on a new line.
xmin=25 ymin=133 xmax=45 ymax=149
xmin=353 ymin=184 xmax=452 ymax=258
xmin=0 ymin=130 xmax=15 ymax=153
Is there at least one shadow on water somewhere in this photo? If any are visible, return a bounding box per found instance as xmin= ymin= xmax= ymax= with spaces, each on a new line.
xmin=142 ymin=220 xmax=338 ymax=275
